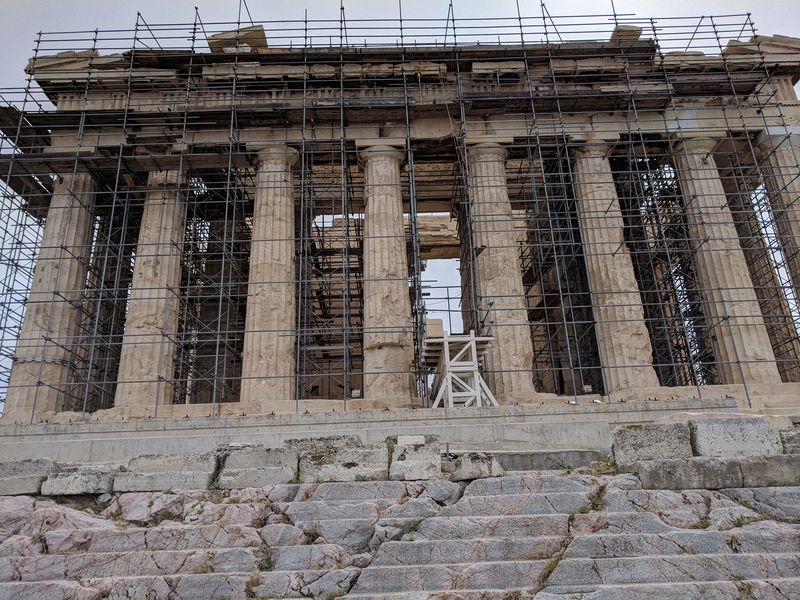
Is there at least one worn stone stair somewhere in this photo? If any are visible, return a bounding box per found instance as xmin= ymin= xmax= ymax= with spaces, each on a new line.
xmin=1 ymin=471 xmax=799 ymax=599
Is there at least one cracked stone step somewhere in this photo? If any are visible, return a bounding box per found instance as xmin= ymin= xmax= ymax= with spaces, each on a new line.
xmin=565 ymin=526 xmax=800 ymax=558
xmin=93 ymin=569 xmax=359 ymax=599
xmin=349 ymin=560 xmax=548 ymax=593
xmin=42 ymin=523 xmax=263 ymax=554
xmin=270 ymin=543 xmax=352 ymax=571
xmin=548 ymin=553 xmax=800 ymax=586
xmin=0 ymin=547 xmax=260 ymax=582
xmin=0 ymin=569 xmax=362 ymax=599
xmin=438 ymin=491 xmax=591 ymax=516
xmin=371 ymin=536 xmax=566 ymax=565
xmin=537 ymin=578 xmax=800 ymax=599
xmin=413 ymin=515 xmax=571 ymax=539
xmin=462 ymin=473 xmax=598 ymax=496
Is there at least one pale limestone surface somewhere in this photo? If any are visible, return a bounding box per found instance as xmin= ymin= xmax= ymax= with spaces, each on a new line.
xmin=114 ymin=170 xmax=186 ymax=410
xmin=218 ymin=445 xmax=298 ymax=488
xmin=0 ymin=459 xmax=59 ymax=495
xmin=41 ymin=465 xmax=121 ymax=496
xmin=572 ymin=144 xmax=660 ymax=392
xmin=113 ymin=452 xmax=217 ymax=492
xmin=3 ymin=174 xmax=95 ymax=423
xmin=612 ymin=422 xmax=693 ymax=466
xmin=360 ymin=146 xmax=415 ymax=405
xmin=389 ymin=435 xmax=442 ymax=481
xmin=450 ymin=452 xmax=505 ymax=481
xmin=690 ymin=416 xmax=783 ymax=457
xmin=240 ymin=146 xmax=299 ymax=413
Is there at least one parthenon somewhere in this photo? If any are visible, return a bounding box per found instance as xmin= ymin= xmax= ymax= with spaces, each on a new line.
xmin=0 ymin=10 xmax=799 ymax=434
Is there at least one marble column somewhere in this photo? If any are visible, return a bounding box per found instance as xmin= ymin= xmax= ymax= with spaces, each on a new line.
xmin=240 ymin=146 xmax=298 ymax=412
xmin=114 ymin=170 xmax=186 ymax=411
xmin=360 ymin=145 xmax=415 ymax=405
xmin=674 ymin=138 xmax=781 ymax=385
xmin=573 ymin=143 xmax=661 ymax=392
xmin=467 ymin=142 xmax=539 ymax=402
xmin=757 ymin=131 xmax=800 ymax=297
xmin=3 ymin=173 xmax=95 ymax=422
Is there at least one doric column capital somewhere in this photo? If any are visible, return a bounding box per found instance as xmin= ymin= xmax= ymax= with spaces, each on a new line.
xmin=674 ymin=136 xmax=719 ymax=156
xmin=467 ymin=142 xmax=508 ymax=162
xmin=573 ymin=141 xmax=611 ymax=160
xmin=255 ymin=145 xmax=299 ymax=169
xmin=358 ymin=144 xmax=405 ymax=165
xmin=147 ymin=168 xmax=186 ymax=187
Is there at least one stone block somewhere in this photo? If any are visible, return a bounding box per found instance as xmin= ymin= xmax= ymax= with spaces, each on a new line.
xmin=218 ymin=445 xmax=297 ymax=488
xmin=297 ymin=439 xmax=388 ymax=483
xmin=611 ymin=423 xmax=692 ymax=467
xmin=781 ymin=429 xmax=800 ymax=454
xmin=635 ymin=457 xmax=743 ymax=490
xmin=112 ymin=452 xmax=217 ymax=492
xmin=450 ymin=452 xmax=505 ymax=482
xmin=127 ymin=452 xmax=217 ymax=473
xmin=389 ymin=435 xmax=441 ymax=481
xmin=739 ymin=455 xmax=800 ymax=487
xmin=41 ymin=465 xmax=121 ymax=496
xmin=113 ymin=472 xmax=211 ymax=492
xmin=689 ymin=416 xmax=782 ymax=457
xmin=0 ymin=459 xmax=59 ymax=495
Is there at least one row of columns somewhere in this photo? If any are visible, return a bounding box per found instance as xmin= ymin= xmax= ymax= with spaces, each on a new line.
xmin=3 ymin=133 xmax=797 ymax=421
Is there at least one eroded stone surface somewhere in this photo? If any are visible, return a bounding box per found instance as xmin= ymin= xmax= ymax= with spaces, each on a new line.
xmin=612 ymin=423 xmax=693 ymax=467
xmin=218 ymin=444 xmax=298 ymax=488
xmin=690 ymin=416 xmax=783 ymax=458
xmin=450 ymin=452 xmax=505 ymax=482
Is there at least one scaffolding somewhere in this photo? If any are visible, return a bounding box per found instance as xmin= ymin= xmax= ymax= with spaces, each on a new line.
xmin=1 ymin=4 xmax=799 ymax=420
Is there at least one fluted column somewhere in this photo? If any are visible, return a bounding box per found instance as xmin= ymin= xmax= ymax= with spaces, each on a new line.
xmin=573 ymin=144 xmax=660 ymax=392
xmin=360 ymin=146 xmax=414 ymax=405
xmin=467 ymin=143 xmax=539 ymax=402
xmin=240 ymin=146 xmax=298 ymax=412
xmin=3 ymin=173 xmax=95 ymax=422
xmin=674 ymin=138 xmax=781 ymax=385
xmin=114 ymin=170 xmax=186 ymax=410
xmin=757 ymin=131 xmax=800 ymax=297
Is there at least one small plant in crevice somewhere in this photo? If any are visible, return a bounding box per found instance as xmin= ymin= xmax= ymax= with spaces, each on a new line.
xmin=191 ymin=556 xmax=214 ymax=574
xmin=244 ymin=572 xmax=261 ymax=599
xmin=257 ymin=545 xmax=273 ymax=571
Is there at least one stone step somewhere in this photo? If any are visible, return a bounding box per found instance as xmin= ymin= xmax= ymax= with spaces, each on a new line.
xmin=349 ymin=560 xmax=548 ymax=593
xmin=437 ymin=491 xmax=591 ymax=517
xmin=462 ymin=473 xmax=595 ymax=496
xmin=42 ymin=523 xmax=263 ymax=554
xmin=411 ymin=511 xmax=675 ymax=540
xmin=0 ymin=547 xmax=260 ymax=582
xmin=548 ymin=553 xmax=800 ymax=586
xmin=565 ymin=528 xmax=800 ymax=559
xmin=0 ymin=569 xmax=362 ymax=599
xmin=537 ymin=578 xmax=800 ymax=600
xmin=414 ymin=515 xmax=570 ymax=540
xmin=371 ymin=536 xmax=566 ymax=566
